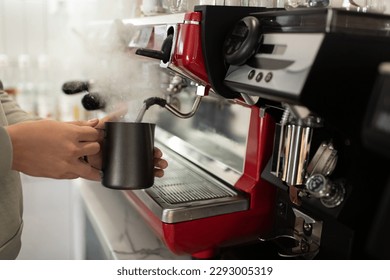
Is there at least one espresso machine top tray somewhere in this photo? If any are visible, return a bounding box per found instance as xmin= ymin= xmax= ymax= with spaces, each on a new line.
xmin=254 ymin=7 xmax=390 ymax=36
xmin=224 ymin=7 xmax=390 ymax=136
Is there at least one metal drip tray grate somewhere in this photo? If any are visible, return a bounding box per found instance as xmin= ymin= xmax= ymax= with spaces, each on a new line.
xmin=131 ymin=152 xmax=249 ymax=224
xmin=153 ymin=181 xmax=234 ymax=205
xmin=152 ymin=167 xmax=235 ymax=204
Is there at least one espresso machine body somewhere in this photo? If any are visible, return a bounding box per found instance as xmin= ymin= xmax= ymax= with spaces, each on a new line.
xmin=223 ymin=8 xmax=390 ymax=259
xmin=128 ymin=5 xmax=281 ymax=258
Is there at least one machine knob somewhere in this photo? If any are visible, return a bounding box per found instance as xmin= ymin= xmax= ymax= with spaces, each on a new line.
xmin=306 ymin=174 xmax=330 ymax=198
xmin=223 ymin=16 xmax=262 ymax=66
xmin=135 ymin=34 xmax=174 ymax=64
xmin=305 ymin=174 xmax=345 ymax=208
xmin=81 ymin=92 xmax=105 ymax=111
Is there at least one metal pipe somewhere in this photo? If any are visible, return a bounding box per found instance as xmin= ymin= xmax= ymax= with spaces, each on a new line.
xmin=164 ymin=95 xmax=203 ymax=119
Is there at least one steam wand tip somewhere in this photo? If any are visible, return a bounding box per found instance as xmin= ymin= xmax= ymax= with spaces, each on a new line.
xmin=143 ymin=97 xmax=167 ymax=110
xmin=135 ymin=97 xmax=167 ymax=123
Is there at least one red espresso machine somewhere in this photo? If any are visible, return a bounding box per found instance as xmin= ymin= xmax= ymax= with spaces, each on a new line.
xmin=223 ymin=8 xmax=390 ymax=259
xmin=129 ymin=5 xmax=278 ymax=258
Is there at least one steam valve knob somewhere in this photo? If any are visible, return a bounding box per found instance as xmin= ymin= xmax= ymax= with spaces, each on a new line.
xmin=135 ymin=34 xmax=173 ymax=64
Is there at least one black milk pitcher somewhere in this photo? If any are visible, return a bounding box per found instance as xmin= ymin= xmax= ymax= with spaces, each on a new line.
xmin=102 ymin=122 xmax=156 ymax=189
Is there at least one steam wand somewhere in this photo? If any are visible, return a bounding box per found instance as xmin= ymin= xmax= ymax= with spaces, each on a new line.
xmin=135 ymin=95 xmax=203 ymax=122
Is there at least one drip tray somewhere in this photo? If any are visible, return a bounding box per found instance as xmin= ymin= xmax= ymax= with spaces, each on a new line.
xmin=131 ymin=151 xmax=249 ymax=224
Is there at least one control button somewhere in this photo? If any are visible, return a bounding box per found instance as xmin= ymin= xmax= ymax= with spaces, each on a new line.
xmin=265 ymin=72 xmax=273 ymax=83
xmin=255 ymin=72 xmax=263 ymax=82
xmin=248 ymin=70 xmax=256 ymax=80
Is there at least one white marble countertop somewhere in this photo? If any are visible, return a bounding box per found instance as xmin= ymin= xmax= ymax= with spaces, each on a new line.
xmin=76 ymin=179 xmax=190 ymax=260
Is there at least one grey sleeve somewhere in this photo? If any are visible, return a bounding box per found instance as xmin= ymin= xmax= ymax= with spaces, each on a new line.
xmin=0 ymin=91 xmax=41 ymax=125
xmin=0 ymin=126 xmax=12 ymax=177
xmin=0 ymin=91 xmax=41 ymax=176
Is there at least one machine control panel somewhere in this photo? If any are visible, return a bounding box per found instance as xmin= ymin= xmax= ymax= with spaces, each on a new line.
xmin=224 ymin=33 xmax=324 ymax=103
xmin=223 ymin=8 xmax=390 ymax=105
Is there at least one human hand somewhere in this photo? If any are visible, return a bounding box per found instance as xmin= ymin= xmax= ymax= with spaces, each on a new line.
xmin=71 ymin=108 xmax=168 ymax=178
xmin=80 ymin=108 xmax=127 ymax=170
xmin=6 ymin=119 xmax=101 ymax=180
xmin=153 ymin=147 xmax=168 ymax=178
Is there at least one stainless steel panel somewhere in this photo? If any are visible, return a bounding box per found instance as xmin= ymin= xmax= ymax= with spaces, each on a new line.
xmin=154 ymin=91 xmax=250 ymax=186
